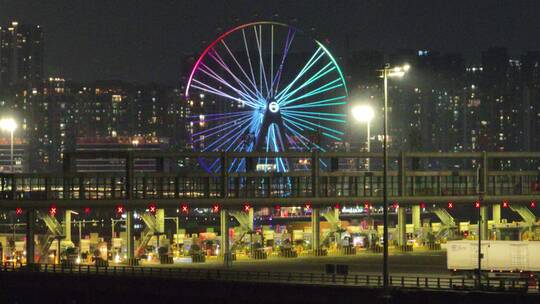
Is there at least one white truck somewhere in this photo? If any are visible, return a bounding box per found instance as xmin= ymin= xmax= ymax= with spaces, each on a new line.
xmin=447 ymin=240 xmax=540 ymax=277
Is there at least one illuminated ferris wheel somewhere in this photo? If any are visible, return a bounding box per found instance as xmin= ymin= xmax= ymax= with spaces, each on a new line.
xmin=185 ymin=22 xmax=348 ymax=173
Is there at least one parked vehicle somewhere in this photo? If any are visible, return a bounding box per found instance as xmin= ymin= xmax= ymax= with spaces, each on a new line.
xmin=447 ymin=240 xmax=540 ymax=278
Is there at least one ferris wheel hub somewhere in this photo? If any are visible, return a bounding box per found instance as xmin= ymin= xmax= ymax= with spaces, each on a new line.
xmin=268 ymin=101 xmax=280 ymax=113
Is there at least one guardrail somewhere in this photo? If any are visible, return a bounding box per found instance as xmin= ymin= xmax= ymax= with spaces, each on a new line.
xmin=0 ymin=263 xmax=535 ymax=293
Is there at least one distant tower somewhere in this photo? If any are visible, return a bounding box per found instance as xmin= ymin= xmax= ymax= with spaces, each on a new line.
xmin=0 ymin=21 xmax=44 ymax=88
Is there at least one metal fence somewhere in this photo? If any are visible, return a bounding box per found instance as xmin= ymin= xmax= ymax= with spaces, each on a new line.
xmin=0 ymin=263 xmax=535 ymax=293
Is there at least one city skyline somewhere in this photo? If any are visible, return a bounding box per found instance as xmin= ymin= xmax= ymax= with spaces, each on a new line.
xmin=1 ymin=1 xmax=540 ymax=83
xmin=1 ymin=19 xmax=540 ymax=173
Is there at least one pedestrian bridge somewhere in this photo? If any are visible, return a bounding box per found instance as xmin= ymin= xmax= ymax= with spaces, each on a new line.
xmin=0 ymin=151 xmax=539 ymax=208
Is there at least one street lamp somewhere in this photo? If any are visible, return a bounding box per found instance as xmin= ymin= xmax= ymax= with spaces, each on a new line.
xmin=378 ymin=64 xmax=410 ymax=291
xmin=0 ymin=118 xmax=17 ymax=173
xmin=352 ymin=104 xmax=375 ymax=170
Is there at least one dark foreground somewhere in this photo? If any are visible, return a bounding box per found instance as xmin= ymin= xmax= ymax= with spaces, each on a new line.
xmin=0 ymin=271 xmax=537 ymax=304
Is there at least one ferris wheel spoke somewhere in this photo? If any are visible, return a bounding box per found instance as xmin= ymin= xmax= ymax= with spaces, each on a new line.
xmin=197 ymin=63 xmax=261 ymax=107
xmin=281 ymin=111 xmax=346 ymax=123
xmin=202 ymin=118 xmax=252 ymax=151
xmin=192 ymin=112 xmax=252 ymax=138
xmin=221 ymin=122 xmax=254 ymax=152
xmin=242 ymin=29 xmax=260 ymax=100
xmin=285 ymin=133 xmax=301 ymax=151
xmin=281 ymin=112 xmax=344 ymax=135
xmin=206 ymin=158 xmax=221 ymax=172
xmin=283 ymin=122 xmax=326 ymax=151
xmin=279 ymin=78 xmax=343 ymax=107
xmin=283 ymin=115 xmax=315 ymax=132
xmin=191 ymin=79 xmax=259 ymax=108
xmin=195 ymin=68 xmax=256 ymax=106
xmin=274 ymin=47 xmax=324 ymax=101
xmin=192 ymin=120 xmax=248 ymax=143
xmin=253 ymin=25 xmax=271 ymax=98
xmin=213 ymin=120 xmax=254 ymax=151
xmin=271 ymin=28 xmax=295 ymax=97
xmin=284 ymin=95 xmax=347 ymax=110
xmin=277 ymin=62 xmax=336 ymax=105
xmin=228 ymin=139 xmax=250 ymax=172
xmin=190 ymin=111 xmax=249 ymax=123
xmin=207 ymin=49 xmax=261 ymax=102
xmin=220 ymin=40 xmax=261 ymax=98
xmin=270 ymin=25 xmax=274 ymax=95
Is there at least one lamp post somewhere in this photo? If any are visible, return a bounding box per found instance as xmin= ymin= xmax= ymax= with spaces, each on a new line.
xmin=378 ymin=64 xmax=410 ymax=292
xmin=0 ymin=118 xmax=17 ymax=173
xmin=476 ymin=164 xmax=484 ymax=289
xmin=352 ymin=104 xmax=375 ymax=170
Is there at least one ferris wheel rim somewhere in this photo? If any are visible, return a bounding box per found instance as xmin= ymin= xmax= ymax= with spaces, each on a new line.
xmin=186 ymin=21 xmax=349 ymax=173
xmin=185 ymin=21 xmax=348 ymax=98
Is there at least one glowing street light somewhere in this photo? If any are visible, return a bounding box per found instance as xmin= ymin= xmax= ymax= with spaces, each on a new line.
xmin=352 ymin=104 xmax=375 ymax=170
xmin=378 ymin=64 xmax=410 ymax=292
xmin=352 ymin=104 xmax=375 ymax=123
xmin=0 ymin=118 xmax=17 ymax=173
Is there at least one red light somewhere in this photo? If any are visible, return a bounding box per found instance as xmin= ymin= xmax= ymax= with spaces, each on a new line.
xmin=181 ymin=204 xmax=189 ymax=214
xmin=84 ymin=207 xmax=91 ymax=214
xmin=243 ymin=203 xmax=251 ymax=212
xmin=49 ymin=204 xmax=57 ymax=217
xmin=15 ymin=207 xmax=23 ymax=216
xmin=531 ymin=200 xmax=537 ymax=208
xmin=475 ymin=201 xmax=481 ymax=208
xmin=363 ymin=202 xmax=370 ymax=209
xmin=304 ymin=203 xmax=312 ymax=210
xmin=334 ymin=203 xmax=341 ymax=210
xmin=212 ymin=204 xmax=220 ymax=213
xmin=463 ymin=231 xmax=469 ymax=237
xmin=116 ymin=204 xmax=125 ymax=215
xmin=447 ymin=202 xmax=454 ymax=209
xmin=420 ymin=203 xmax=426 ymax=209
xmin=393 ymin=202 xmax=399 ymax=209
xmin=502 ymin=201 xmax=509 ymax=208
xmin=148 ymin=203 xmax=157 ymax=214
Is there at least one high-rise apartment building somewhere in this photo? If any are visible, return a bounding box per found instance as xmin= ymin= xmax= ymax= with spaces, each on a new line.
xmin=0 ymin=21 xmax=44 ymax=89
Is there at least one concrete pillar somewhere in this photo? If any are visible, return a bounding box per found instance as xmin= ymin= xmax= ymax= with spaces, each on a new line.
xmin=220 ymin=209 xmax=230 ymax=264
xmin=492 ymin=204 xmax=501 ymax=225
xmin=26 ymin=209 xmax=35 ymax=264
xmin=480 ymin=206 xmax=489 ymax=240
xmin=311 ymin=208 xmax=320 ymax=253
xmin=412 ymin=205 xmax=421 ymax=232
xmin=397 ymin=206 xmax=407 ymax=246
xmin=125 ymin=210 xmax=134 ymax=260
xmin=64 ymin=210 xmax=71 ymax=243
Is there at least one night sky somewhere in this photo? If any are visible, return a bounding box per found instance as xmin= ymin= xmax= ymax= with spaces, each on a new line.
xmin=1 ymin=0 xmax=539 ymax=84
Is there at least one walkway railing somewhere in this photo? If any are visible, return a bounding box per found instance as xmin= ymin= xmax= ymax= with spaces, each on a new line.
xmin=1 ymin=151 xmax=539 ymax=204
xmin=0 ymin=263 xmax=535 ymax=293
